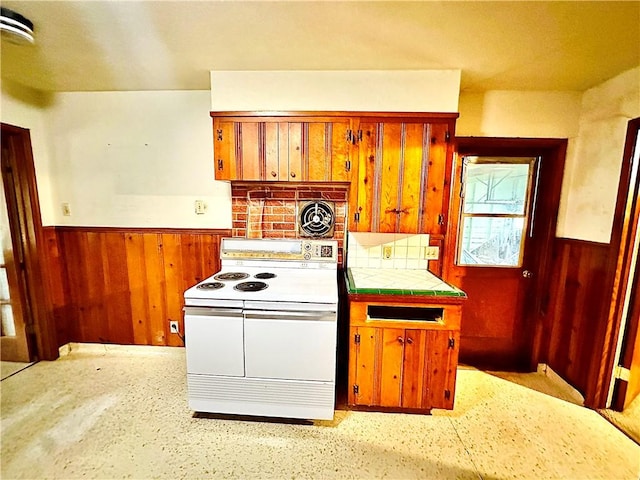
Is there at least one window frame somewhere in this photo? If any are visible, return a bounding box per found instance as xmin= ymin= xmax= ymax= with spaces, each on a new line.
xmin=456 ymin=155 xmax=539 ymax=268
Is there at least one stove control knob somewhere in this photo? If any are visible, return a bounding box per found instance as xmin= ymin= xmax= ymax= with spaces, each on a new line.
xmin=303 ymin=252 xmax=311 ymax=260
xmin=303 ymin=242 xmax=312 ymax=251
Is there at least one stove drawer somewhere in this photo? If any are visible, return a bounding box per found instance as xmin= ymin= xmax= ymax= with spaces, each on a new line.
xmin=244 ymin=314 xmax=337 ymax=382
xmin=184 ymin=311 xmax=245 ymax=377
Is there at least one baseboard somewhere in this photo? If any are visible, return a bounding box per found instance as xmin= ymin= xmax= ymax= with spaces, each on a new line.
xmin=537 ymin=363 xmax=585 ymax=406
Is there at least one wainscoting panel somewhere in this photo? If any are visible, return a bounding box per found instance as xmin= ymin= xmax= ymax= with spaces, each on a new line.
xmin=544 ymin=237 xmax=613 ymax=405
xmin=49 ymin=228 xmax=230 ymax=347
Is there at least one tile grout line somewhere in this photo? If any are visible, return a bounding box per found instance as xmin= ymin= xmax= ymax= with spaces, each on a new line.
xmin=447 ymin=416 xmax=485 ymax=480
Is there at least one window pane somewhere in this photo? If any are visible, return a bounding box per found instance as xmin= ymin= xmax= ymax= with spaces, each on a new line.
xmin=459 ymin=216 xmax=525 ymax=266
xmin=463 ymin=163 xmax=530 ymax=214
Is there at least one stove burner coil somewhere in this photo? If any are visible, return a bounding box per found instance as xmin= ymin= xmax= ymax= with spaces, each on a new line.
xmin=197 ymin=282 xmax=225 ymax=290
xmin=254 ymin=272 xmax=276 ymax=279
xmin=233 ymin=281 xmax=268 ymax=292
xmin=214 ymin=272 xmax=250 ymax=281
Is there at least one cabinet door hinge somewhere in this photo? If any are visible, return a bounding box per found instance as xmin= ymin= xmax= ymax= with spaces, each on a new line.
xmin=438 ymin=214 xmax=445 ymax=225
xmin=346 ymin=130 xmax=362 ymax=144
xmin=448 ymin=337 xmax=455 ymax=349
xmin=354 ymin=212 xmax=360 ymax=223
xmin=354 ymin=333 xmax=361 ymax=344
xmin=614 ymin=365 xmax=630 ymax=381
xmin=445 ymin=130 xmax=451 ymax=143
xmin=216 ymin=129 xmax=223 ymax=141
xmin=346 ymin=160 xmax=351 ymax=172
xmin=353 ymin=384 xmax=359 ymax=395
xmin=444 ymin=389 xmax=451 ymax=400
xmin=217 ymin=159 xmax=223 ymax=170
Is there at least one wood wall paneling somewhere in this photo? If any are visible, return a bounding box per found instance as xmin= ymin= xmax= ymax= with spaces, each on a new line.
xmin=50 ymin=228 xmax=230 ymax=347
xmin=544 ymin=238 xmax=612 ymax=404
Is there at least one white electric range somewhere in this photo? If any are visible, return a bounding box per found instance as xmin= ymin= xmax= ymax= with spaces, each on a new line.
xmin=183 ymin=237 xmax=339 ymax=421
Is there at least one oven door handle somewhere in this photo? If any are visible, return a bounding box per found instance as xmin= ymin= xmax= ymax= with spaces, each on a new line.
xmin=244 ymin=310 xmax=336 ymax=322
xmin=183 ymin=307 xmax=243 ymax=317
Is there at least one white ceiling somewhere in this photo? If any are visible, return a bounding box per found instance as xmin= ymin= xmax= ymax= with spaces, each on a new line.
xmin=1 ymin=1 xmax=639 ymax=93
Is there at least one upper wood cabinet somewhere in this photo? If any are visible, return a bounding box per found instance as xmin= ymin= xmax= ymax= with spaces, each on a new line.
xmin=349 ymin=114 xmax=457 ymax=235
xmin=211 ymin=113 xmax=353 ymax=182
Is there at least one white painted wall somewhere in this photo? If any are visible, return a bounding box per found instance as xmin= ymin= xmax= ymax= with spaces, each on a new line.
xmin=458 ymin=68 xmax=640 ymax=243
xmin=0 ymin=79 xmax=56 ymax=224
xmin=210 ymin=70 xmax=461 ymax=113
xmin=46 ymin=91 xmax=231 ymax=228
xmin=556 ymin=67 xmax=640 ymax=242
xmin=457 ymin=91 xmax=582 ymax=138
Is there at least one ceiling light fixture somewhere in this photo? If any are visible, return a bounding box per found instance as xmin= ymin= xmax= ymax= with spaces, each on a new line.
xmin=1 ymin=7 xmax=34 ymax=45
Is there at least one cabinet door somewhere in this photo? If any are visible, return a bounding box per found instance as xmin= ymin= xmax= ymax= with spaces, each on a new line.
xmin=238 ymin=122 xmax=262 ymax=180
xmin=421 ymin=123 xmax=449 ymax=235
xmin=349 ymin=326 xmax=379 ymax=406
xmin=401 ymin=329 xmax=428 ymax=408
xmin=349 ymin=120 xmax=453 ymax=234
xmin=352 ymin=121 xmax=377 ymax=231
xmin=423 ymin=330 xmax=459 ymax=409
xmin=351 ymin=121 xmax=431 ymax=233
xmin=328 ymin=120 xmax=352 ymax=182
xmin=379 ymin=327 xmax=405 ymax=406
xmin=213 ymin=119 xmax=238 ymax=180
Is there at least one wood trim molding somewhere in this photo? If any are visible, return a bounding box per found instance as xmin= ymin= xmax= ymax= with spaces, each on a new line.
xmin=211 ymin=111 xmax=460 ymax=121
xmin=53 ymin=226 xmax=232 ymax=235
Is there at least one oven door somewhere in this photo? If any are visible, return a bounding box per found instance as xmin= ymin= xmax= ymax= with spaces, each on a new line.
xmin=184 ymin=307 xmax=245 ymax=377
xmin=243 ymin=309 xmax=337 ymax=382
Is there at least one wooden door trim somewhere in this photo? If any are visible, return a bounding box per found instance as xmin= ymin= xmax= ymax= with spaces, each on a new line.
xmin=446 ymin=137 xmax=568 ymax=369
xmin=595 ymin=117 xmax=640 ymax=408
xmin=1 ymin=123 xmax=58 ymax=360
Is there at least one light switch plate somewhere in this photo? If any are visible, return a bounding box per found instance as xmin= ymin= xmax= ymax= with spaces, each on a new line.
xmin=194 ymin=200 xmax=206 ymax=215
xmin=424 ymin=246 xmax=439 ymax=260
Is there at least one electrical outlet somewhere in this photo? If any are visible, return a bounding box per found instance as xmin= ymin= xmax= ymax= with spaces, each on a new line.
xmin=424 ymin=246 xmax=440 ymax=260
xmin=169 ymin=320 xmax=179 ymax=334
xmin=383 ymin=246 xmax=393 ymax=259
xmin=194 ymin=200 xmax=206 ymax=215
xmin=62 ymin=202 xmax=71 ymax=216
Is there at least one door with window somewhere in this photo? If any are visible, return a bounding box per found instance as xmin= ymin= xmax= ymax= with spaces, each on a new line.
xmin=445 ymin=138 xmax=566 ymax=370
xmin=455 ymin=156 xmax=538 ymax=368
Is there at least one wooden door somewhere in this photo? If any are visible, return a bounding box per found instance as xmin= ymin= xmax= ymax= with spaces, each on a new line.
xmin=1 ymin=130 xmax=32 ymax=362
xmin=448 ymin=154 xmax=541 ymax=369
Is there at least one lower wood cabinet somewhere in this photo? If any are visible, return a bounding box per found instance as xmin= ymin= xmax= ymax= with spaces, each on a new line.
xmin=347 ymin=298 xmax=462 ymax=411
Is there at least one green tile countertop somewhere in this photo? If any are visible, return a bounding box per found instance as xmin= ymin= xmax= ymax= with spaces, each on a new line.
xmin=346 ymin=267 xmax=467 ymax=297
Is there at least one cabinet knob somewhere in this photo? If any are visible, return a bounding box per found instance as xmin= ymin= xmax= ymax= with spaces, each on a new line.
xmin=406 ymin=337 xmax=413 ymax=344
xmin=290 ymin=172 xmax=296 ymax=178
xmin=271 ymin=171 xmax=277 ymax=177
xmin=397 ymin=336 xmax=404 ymax=344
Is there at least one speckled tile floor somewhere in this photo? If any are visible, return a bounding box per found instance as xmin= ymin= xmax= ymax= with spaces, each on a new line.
xmin=1 ymin=344 xmax=638 ymax=480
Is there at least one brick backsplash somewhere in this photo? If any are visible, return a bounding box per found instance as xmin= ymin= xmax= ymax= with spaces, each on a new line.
xmin=231 ymin=183 xmax=348 ymax=264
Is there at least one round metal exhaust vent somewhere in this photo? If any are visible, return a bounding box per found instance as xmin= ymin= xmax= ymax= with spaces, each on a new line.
xmin=298 ymin=201 xmax=335 ymax=238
